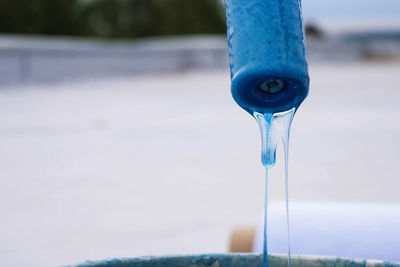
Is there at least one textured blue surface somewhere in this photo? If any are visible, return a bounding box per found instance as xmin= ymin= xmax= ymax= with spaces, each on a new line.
xmin=72 ymin=254 xmax=400 ymax=267
xmin=225 ymin=0 xmax=309 ymax=113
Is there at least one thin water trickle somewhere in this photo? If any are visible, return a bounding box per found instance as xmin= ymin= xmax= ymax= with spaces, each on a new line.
xmin=254 ymin=108 xmax=295 ymax=267
xmin=263 ymin=167 xmax=269 ymax=267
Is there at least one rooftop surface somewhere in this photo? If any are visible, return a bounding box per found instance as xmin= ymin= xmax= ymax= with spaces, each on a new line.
xmin=0 ymin=62 xmax=399 ymax=266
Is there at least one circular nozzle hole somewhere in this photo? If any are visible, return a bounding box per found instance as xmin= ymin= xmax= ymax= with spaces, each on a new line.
xmin=258 ymin=79 xmax=285 ymax=94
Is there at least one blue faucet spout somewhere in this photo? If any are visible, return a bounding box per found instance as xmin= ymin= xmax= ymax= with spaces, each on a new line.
xmin=225 ymin=0 xmax=309 ymax=114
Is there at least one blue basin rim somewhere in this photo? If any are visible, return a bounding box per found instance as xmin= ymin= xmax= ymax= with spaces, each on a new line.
xmin=72 ymin=253 xmax=400 ymax=267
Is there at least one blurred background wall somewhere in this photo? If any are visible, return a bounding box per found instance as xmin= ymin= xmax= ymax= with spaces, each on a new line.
xmin=0 ymin=0 xmax=399 ymax=84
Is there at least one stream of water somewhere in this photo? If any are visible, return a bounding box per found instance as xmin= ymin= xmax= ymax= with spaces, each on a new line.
xmin=254 ymin=108 xmax=296 ymax=267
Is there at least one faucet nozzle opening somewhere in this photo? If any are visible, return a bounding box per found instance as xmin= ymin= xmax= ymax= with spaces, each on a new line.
xmin=258 ymin=79 xmax=285 ymax=94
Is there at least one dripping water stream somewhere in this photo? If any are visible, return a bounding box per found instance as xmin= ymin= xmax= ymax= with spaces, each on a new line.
xmin=254 ymin=108 xmax=295 ymax=267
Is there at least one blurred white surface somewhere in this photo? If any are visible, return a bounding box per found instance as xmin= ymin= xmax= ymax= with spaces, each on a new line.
xmin=0 ymin=63 xmax=399 ymax=266
xmin=254 ymin=203 xmax=400 ymax=262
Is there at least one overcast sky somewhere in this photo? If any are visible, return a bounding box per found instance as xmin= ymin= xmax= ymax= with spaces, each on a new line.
xmin=302 ymin=0 xmax=400 ymax=31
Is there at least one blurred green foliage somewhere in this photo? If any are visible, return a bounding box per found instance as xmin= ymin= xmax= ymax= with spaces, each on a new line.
xmin=0 ymin=0 xmax=226 ymax=38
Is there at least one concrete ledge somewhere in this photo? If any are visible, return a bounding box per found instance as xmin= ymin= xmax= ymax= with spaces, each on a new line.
xmin=0 ymin=35 xmax=229 ymax=85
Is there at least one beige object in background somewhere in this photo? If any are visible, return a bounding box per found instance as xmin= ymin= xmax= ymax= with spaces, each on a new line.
xmin=229 ymin=226 xmax=256 ymax=253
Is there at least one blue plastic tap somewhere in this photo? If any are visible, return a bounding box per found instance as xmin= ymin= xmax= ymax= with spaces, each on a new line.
xmin=225 ymin=0 xmax=309 ymax=114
